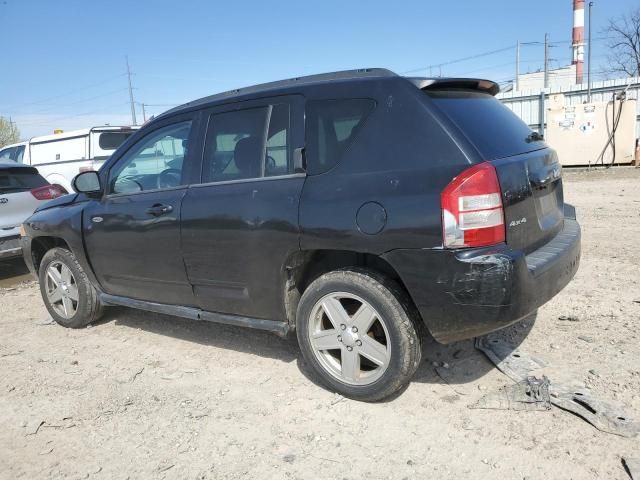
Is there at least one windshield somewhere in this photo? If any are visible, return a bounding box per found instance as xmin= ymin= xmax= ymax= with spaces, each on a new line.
xmin=426 ymin=90 xmax=545 ymax=160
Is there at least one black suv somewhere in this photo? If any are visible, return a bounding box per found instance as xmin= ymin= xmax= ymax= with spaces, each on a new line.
xmin=22 ymin=69 xmax=580 ymax=401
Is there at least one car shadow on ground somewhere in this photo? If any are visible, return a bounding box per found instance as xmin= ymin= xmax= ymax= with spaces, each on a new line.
xmin=101 ymin=307 xmax=300 ymax=364
xmin=297 ymin=314 xmax=537 ymax=401
xmin=0 ymin=258 xmax=31 ymax=288
xmin=99 ymin=306 xmax=535 ymax=399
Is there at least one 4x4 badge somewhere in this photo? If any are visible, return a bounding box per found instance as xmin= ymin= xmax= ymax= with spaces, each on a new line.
xmin=509 ymin=217 xmax=527 ymax=227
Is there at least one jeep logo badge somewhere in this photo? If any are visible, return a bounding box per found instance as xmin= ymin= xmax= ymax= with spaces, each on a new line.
xmin=0 ymin=198 xmax=8 ymax=204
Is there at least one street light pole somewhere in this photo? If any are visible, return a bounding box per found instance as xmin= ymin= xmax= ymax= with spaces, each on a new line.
xmin=544 ymin=33 xmax=550 ymax=89
xmin=587 ymin=1 xmax=594 ymax=102
xmin=515 ymin=40 xmax=520 ymax=91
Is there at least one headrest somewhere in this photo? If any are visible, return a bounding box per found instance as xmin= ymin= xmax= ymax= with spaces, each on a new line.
xmin=233 ymin=136 xmax=262 ymax=177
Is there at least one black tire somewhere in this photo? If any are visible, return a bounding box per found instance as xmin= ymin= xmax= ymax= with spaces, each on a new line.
xmin=296 ymin=268 xmax=422 ymax=402
xmin=38 ymin=247 xmax=103 ymax=328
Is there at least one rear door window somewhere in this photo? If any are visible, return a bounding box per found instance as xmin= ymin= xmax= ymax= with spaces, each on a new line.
xmin=202 ymin=103 xmax=291 ymax=183
xmin=0 ymin=167 xmax=48 ymax=194
xmin=305 ymin=99 xmax=375 ymax=175
xmin=426 ymin=90 xmax=545 ymax=160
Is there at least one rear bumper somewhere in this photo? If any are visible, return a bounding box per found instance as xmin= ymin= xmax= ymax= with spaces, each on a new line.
xmin=382 ymin=217 xmax=581 ymax=343
xmin=0 ymin=235 xmax=22 ymax=260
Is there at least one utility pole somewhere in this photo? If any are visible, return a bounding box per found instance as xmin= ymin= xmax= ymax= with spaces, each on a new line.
xmin=141 ymin=103 xmax=147 ymax=123
xmin=543 ymin=33 xmax=550 ymax=89
xmin=515 ymin=40 xmax=520 ymax=91
xmin=126 ymin=56 xmax=137 ymax=126
xmin=587 ymin=1 xmax=594 ymax=102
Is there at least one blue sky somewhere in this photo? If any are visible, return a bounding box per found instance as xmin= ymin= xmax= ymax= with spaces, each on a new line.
xmin=1 ymin=0 xmax=637 ymax=138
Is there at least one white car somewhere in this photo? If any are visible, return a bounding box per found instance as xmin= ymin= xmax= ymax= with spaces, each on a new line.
xmin=0 ymin=126 xmax=138 ymax=192
xmin=0 ymin=162 xmax=67 ymax=259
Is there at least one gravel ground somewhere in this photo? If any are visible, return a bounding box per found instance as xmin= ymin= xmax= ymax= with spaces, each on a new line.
xmin=0 ymin=167 xmax=639 ymax=480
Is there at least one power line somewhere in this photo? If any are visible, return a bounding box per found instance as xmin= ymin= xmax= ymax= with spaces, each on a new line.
xmin=400 ymin=45 xmax=516 ymax=75
xmin=6 ymin=88 xmax=129 ymax=116
xmin=1 ymin=73 xmax=126 ymax=110
xmin=17 ymin=102 xmax=131 ymax=127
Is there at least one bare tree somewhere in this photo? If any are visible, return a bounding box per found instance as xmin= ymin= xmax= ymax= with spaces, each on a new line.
xmin=0 ymin=117 xmax=20 ymax=148
xmin=604 ymin=8 xmax=640 ymax=78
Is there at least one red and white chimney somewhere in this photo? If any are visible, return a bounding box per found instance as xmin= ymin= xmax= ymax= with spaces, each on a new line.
xmin=572 ymin=0 xmax=585 ymax=84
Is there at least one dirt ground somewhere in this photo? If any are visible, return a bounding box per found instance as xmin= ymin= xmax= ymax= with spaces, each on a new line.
xmin=1 ymin=167 xmax=639 ymax=480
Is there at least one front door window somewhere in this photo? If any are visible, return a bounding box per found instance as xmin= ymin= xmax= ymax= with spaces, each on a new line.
xmin=109 ymin=121 xmax=192 ymax=194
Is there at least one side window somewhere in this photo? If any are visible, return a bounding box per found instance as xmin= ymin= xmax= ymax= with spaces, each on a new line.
xmin=202 ymin=103 xmax=291 ymax=183
xmin=0 ymin=147 xmax=14 ymax=162
xmin=109 ymin=121 xmax=192 ymax=194
xmin=14 ymin=146 xmax=25 ymax=163
xmin=305 ymin=99 xmax=375 ymax=175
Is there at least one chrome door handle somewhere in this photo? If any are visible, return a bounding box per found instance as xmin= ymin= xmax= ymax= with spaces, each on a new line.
xmin=145 ymin=204 xmax=173 ymax=216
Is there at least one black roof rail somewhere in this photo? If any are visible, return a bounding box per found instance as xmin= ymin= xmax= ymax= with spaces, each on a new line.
xmin=161 ymin=68 xmax=396 ymax=117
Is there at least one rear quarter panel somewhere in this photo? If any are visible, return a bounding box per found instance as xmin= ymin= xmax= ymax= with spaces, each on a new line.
xmin=299 ymin=78 xmax=473 ymax=253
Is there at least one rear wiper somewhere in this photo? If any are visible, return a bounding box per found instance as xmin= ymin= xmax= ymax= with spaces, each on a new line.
xmin=526 ymin=131 xmax=544 ymax=143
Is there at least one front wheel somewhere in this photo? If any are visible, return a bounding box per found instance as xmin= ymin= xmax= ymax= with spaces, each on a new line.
xmin=296 ymin=269 xmax=422 ymax=401
xmin=39 ymin=247 xmax=103 ymax=328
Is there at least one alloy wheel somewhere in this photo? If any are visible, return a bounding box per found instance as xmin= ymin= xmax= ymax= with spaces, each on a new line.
xmin=45 ymin=261 xmax=79 ymax=319
xmin=308 ymin=292 xmax=391 ymax=386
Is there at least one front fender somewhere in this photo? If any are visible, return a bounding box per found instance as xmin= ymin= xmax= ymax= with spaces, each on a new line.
xmin=23 ymin=200 xmax=101 ymax=290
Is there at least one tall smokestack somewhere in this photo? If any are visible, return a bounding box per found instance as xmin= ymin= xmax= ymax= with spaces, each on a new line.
xmin=572 ymin=0 xmax=585 ymax=84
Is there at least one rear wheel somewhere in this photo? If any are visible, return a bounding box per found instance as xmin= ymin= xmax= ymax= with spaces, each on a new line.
xmin=296 ymin=269 xmax=422 ymax=401
xmin=39 ymin=247 xmax=103 ymax=328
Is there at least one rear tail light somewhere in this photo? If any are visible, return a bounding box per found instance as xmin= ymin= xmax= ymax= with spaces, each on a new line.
xmin=441 ymin=162 xmax=505 ymax=248
xmin=31 ymin=184 xmax=68 ymax=200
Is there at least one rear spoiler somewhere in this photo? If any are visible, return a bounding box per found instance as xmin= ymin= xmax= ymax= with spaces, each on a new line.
xmin=406 ymin=77 xmax=500 ymax=96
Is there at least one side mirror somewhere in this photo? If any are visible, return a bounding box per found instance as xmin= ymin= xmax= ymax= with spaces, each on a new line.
xmin=72 ymin=171 xmax=102 ymax=195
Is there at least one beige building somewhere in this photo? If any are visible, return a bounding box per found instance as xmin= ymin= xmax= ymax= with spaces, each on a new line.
xmin=516 ymin=65 xmax=578 ymax=91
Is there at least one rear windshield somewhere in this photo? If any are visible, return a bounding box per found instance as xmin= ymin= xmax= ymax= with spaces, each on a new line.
xmin=426 ymin=90 xmax=544 ymax=159
xmin=0 ymin=167 xmax=48 ymax=194
xmin=98 ymin=131 xmax=134 ymax=150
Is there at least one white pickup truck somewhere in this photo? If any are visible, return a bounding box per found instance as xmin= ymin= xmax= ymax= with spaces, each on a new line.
xmin=0 ymin=126 xmax=138 ymax=192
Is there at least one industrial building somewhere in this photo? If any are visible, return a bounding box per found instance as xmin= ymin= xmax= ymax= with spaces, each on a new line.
xmin=497 ymin=0 xmax=640 ymax=167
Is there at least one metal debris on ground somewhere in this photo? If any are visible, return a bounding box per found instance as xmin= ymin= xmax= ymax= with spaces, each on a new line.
xmin=550 ymin=384 xmax=640 ymax=438
xmin=557 ymin=315 xmax=580 ymax=322
xmin=476 ymin=335 xmax=640 ymax=438
xmin=623 ymin=457 xmax=640 ymax=480
xmin=475 ymin=337 xmax=545 ymax=383
xmin=469 ymin=376 xmax=551 ymax=411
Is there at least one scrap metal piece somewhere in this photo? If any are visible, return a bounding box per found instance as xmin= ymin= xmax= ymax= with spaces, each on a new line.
xmin=469 ymin=376 xmax=551 ymax=411
xmin=475 ymin=336 xmax=546 ymax=382
xmin=623 ymin=457 xmax=640 ymax=480
xmin=476 ymin=335 xmax=640 ymax=438
xmin=550 ymin=384 xmax=640 ymax=438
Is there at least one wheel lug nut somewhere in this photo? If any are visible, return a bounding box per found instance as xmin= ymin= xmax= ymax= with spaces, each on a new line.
xmin=356 ymin=340 xmax=362 ymax=346
xmin=337 ymin=335 xmax=342 ymax=342
xmin=340 ymin=324 xmax=346 ymax=330
xmin=352 ymin=326 xmax=358 ymax=333
xmin=347 ymin=346 xmax=353 ymax=351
